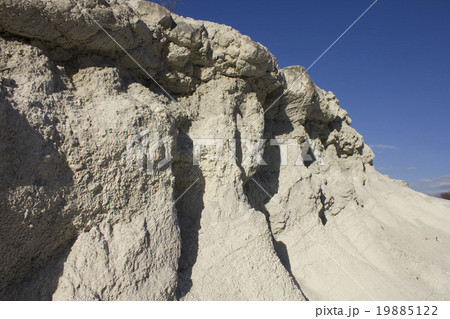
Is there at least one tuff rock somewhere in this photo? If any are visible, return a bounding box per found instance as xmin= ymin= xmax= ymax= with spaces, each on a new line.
xmin=0 ymin=0 xmax=449 ymax=301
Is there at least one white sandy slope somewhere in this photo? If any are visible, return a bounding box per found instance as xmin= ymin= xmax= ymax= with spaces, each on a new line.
xmin=268 ymin=163 xmax=450 ymax=300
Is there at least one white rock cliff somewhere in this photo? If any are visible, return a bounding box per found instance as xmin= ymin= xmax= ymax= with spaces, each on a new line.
xmin=0 ymin=0 xmax=449 ymax=300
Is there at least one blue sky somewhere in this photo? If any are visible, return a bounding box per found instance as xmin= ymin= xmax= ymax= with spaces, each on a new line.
xmin=170 ymin=0 xmax=450 ymax=196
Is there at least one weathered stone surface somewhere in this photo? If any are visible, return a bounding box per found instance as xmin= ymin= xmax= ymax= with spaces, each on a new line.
xmin=1 ymin=0 xmax=449 ymax=301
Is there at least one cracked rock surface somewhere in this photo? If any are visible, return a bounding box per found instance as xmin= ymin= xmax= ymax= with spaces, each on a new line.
xmin=1 ymin=0 xmax=449 ymax=300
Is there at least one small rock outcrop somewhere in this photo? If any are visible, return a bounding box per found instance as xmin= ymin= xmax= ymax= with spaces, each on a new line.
xmin=1 ymin=0 xmax=449 ymax=300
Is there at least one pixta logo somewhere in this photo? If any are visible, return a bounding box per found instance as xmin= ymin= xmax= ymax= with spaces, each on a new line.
xmin=127 ymin=131 xmax=325 ymax=173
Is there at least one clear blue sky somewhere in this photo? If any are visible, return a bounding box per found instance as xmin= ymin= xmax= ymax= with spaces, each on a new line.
xmin=169 ymin=0 xmax=450 ymax=196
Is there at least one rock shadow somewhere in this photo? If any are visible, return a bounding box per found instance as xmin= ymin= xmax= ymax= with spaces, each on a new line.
xmin=0 ymin=93 xmax=76 ymax=300
xmin=243 ymin=96 xmax=308 ymax=299
xmin=173 ymin=130 xmax=205 ymax=299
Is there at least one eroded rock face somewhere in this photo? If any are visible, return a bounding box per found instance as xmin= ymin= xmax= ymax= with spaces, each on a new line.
xmin=1 ymin=0 xmax=449 ymax=301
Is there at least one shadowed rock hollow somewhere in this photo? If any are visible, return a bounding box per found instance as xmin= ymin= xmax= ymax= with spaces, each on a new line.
xmin=0 ymin=0 xmax=449 ymax=301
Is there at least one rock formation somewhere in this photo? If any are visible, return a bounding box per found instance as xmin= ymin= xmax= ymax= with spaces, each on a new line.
xmin=0 ymin=0 xmax=449 ymax=300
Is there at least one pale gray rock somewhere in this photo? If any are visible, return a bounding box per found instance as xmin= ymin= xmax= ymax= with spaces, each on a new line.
xmin=0 ymin=0 xmax=449 ymax=301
